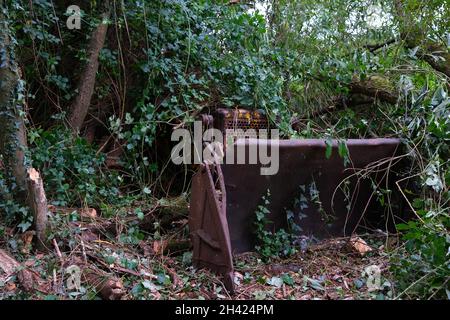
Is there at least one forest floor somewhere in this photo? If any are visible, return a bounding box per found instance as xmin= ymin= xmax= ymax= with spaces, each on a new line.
xmin=0 ymin=203 xmax=397 ymax=300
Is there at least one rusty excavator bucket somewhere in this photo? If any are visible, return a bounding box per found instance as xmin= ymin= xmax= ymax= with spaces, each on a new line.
xmin=189 ymin=108 xmax=402 ymax=293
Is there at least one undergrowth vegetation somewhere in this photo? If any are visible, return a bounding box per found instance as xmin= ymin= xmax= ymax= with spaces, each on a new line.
xmin=0 ymin=0 xmax=448 ymax=299
xmin=29 ymin=127 xmax=122 ymax=207
xmin=254 ymin=190 xmax=298 ymax=260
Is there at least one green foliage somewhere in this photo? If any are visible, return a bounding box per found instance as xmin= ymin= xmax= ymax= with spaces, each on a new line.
xmin=254 ymin=190 xmax=297 ymax=260
xmin=0 ymin=172 xmax=31 ymax=231
xmin=389 ymin=86 xmax=450 ymax=299
xmin=28 ymin=127 xmax=121 ymax=207
xmin=5 ymin=0 xmax=293 ymax=193
xmin=267 ymin=0 xmax=449 ymax=299
xmin=392 ymin=219 xmax=449 ymax=299
xmin=1 ymin=0 xmax=449 ymax=300
xmin=324 ymin=139 xmax=350 ymax=166
xmin=319 ymin=82 xmax=449 ymax=299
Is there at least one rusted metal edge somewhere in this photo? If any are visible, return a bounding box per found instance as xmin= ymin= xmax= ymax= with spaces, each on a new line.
xmin=189 ymin=162 xmax=235 ymax=293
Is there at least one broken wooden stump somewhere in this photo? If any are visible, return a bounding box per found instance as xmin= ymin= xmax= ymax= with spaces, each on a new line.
xmin=27 ymin=168 xmax=48 ymax=249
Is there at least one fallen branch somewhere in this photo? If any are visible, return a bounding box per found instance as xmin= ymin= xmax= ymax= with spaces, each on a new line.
xmin=86 ymin=252 xmax=141 ymax=277
xmin=349 ymin=76 xmax=399 ymax=104
xmin=0 ymin=249 xmax=20 ymax=275
xmin=49 ymin=206 xmax=98 ymax=220
xmin=70 ymin=197 xmax=188 ymax=236
xmin=364 ymin=38 xmax=397 ymax=53
xmin=52 ymin=239 xmax=63 ymax=263
xmin=394 ymin=0 xmax=450 ymax=78
xmin=0 ymin=249 xmax=36 ymax=292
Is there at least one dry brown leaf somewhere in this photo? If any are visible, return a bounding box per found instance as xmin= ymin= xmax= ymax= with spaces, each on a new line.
xmin=20 ymin=231 xmax=35 ymax=254
xmin=152 ymin=239 xmax=169 ymax=255
xmin=5 ymin=282 xmax=16 ymax=291
xmin=80 ymin=208 xmax=97 ymax=219
xmin=347 ymin=236 xmax=372 ymax=256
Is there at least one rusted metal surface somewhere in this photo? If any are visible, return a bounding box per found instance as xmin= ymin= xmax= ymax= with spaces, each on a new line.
xmin=189 ymin=162 xmax=235 ymax=293
xmin=190 ymin=109 xmax=403 ymax=293
xmin=223 ymin=138 xmax=401 ymax=253
xmin=213 ymin=108 xmax=270 ymax=140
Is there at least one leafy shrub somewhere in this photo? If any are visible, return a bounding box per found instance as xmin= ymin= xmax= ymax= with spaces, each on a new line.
xmin=254 ymin=190 xmax=298 ymax=260
xmin=389 ymin=86 xmax=449 ymax=299
xmin=28 ymin=127 xmax=121 ymax=207
xmin=0 ymin=171 xmax=32 ymax=231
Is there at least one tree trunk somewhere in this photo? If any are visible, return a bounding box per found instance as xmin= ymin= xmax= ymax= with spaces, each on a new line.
xmin=0 ymin=9 xmax=28 ymax=202
xmin=67 ymin=10 xmax=110 ymax=134
xmin=0 ymin=3 xmax=48 ymax=248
